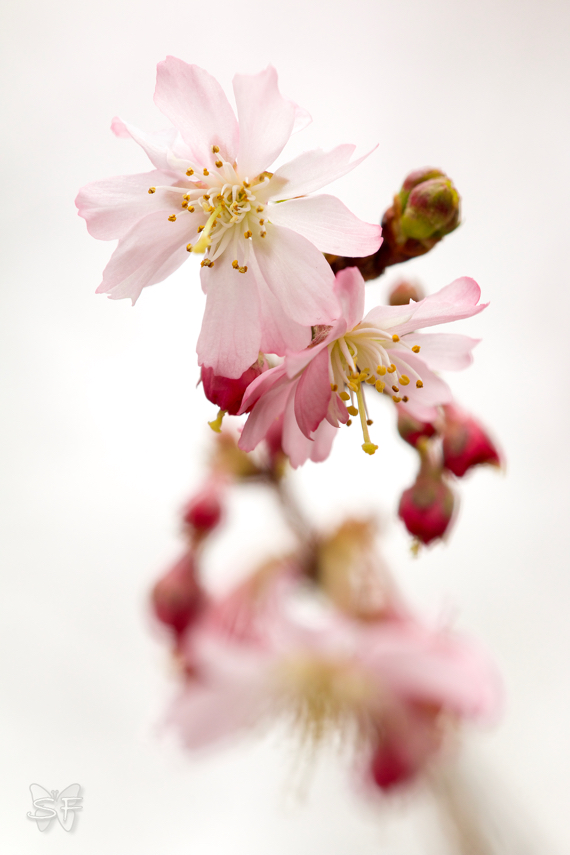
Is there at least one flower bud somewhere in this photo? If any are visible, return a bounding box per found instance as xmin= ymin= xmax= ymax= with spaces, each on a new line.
xmin=397 ymin=409 xmax=437 ymax=449
xmin=182 ymin=481 xmax=223 ymax=535
xmin=201 ymin=356 xmax=265 ymax=416
xmin=398 ymin=168 xmax=460 ymax=243
xmin=398 ymin=463 xmax=455 ymax=544
xmin=442 ymin=405 xmax=501 ymax=478
xmin=370 ymin=738 xmax=416 ymax=791
xmin=388 ymin=280 xmax=425 ymax=306
xmin=151 ymin=552 xmax=202 ymax=636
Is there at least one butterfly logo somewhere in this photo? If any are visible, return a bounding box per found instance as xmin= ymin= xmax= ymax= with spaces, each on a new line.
xmin=27 ymin=783 xmax=83 ymax=832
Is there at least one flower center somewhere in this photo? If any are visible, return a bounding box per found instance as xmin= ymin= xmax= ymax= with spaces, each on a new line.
xmin=328 ymin=324 xmax=424 ymax=455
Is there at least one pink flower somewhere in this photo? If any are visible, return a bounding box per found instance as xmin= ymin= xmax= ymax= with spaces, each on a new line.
xmin=168 ymin=577 xmax=499 ymax=753
xmin=239 ymin=268 xmax=487 ymax=467
xmin=441 ymin=404 xmax=502 ymax=477
xmin=76 ymin=57 xmax=383 ymax=378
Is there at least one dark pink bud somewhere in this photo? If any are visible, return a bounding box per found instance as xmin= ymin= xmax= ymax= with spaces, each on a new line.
xmin=151 ymin=552 xmax=202 ymax=636
xmin=201 ymin=358 xmax=265 ymax=415
xmin=182 ymin=483 xmax=223 ymax=535
xmin=398 ymin=465 xmax=455 ymax=544
xmin=388 ymin=280 xmax=425 ymax=306
xmin=397 ymin=409 xmax=437 ymax=449
xmin=370 ymin=739 xmax=415 ymax=791
xmin=442 ymin=406 xmax=501 ymax=478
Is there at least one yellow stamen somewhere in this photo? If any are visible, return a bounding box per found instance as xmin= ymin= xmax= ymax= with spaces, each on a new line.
xmin=387 ymin=364 xmax=396 ymax=373
xmin=366 ymin=419 xmax=373 ymax=426
xmin=362 ymin=442 xmax=378 ymax=455
xmin=392 ymin=385 xmax=399 ymax=393
xmin=148 ymin=187 xmax=156 ymax=194
xmin=339 ymin=391 xmax=350 ymax=401
xmin=232 ymin=260 xmax=239 ymax=269
xmin=399 ymin=375 xmax=410 ymax=386
xmin=365 ymin=376 xmax=377 ymax=385
xmin=392 ymin=395 xmax=402 ymax=403
xmin=256 ymin=206 xmax=264 ymax=212
xmin=168 ymin=214 xmax=176 ymax=222
xmin=346 ymin=419 xmax=353 ymax=426
xmin=412 ymin=345 xmax=421 ymax=353
xmin=330 ymin=383 xmax=338 ymax=391
xmin=182 ymin=201 xmax=188 ymax=208
xmin=416 ymin=380 xmax=424 ymax=388
xmin=402 ymin=396 xmax=409 ymax=402
xmin=203 ymin=168 xmax=209 ymax=176
xmin=186 ymin=168 xmax=194 ymax=176
xmin=215 ymin=160 xmax=223 ymax=168
xmin=238 ymin=266 xmax=248 ymax=274
xmin=212 ymin=145 xmax=220 ymax=153
xmin=347 ymin=406 xmax=358 ymax=417
xmin=192 ymin=205 xmax=223 ymax=253
xmin=188 ymin=206 xmax=195 ymax=213
xmin=244 ymin=230 xmax=253 ymax=239
xmin=186 ymin=243 xmax=193 ymax=252
xmin=356 ymin=385 xmax=377 ymax=456
xmin=375 ymin=380 xmax=385 ymax=393
xmin=208 ymin=409 xmax=226 ymax=432
xmin=377 ymin=365 xmax=387 ymax=375
xmin=392 ymin=334 xmax=400 ymax=342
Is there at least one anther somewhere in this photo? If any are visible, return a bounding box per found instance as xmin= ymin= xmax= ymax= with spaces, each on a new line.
xmin=402 ymin=396 xmax=409 ymax=402
xmin=392 ymin=395 xmax=402 ymax=403
xmin=399 ymin=375 xmax=410 ymax=386
xmin=197 ymin=225 xmax=205 ymax=233
xmin=186 ymin=243 xmax=193 ymax=252
xmin=346 ymin=419 xmax=353 ymax=426
xmin=375 ymin=380 xmax=385 ymax=393
xmin=339 ymin=391 xmax=350 ymax=401
xmin=203 ymin=194 xmax=210 ymax=201
xmin=188 ymin=206 xmax=195 ymax=212
xmin=201 ymin=259 xmax=214 ymax=268
xmin=330 ymin=383 xmax=338 ymax=392
xmin=387 ymin=364 xmax=397 ymax=373
xmin=260 ymin=232 xmax=266 ymax=238
xmin=203 ymin=168 xmax=209 ymax=176
xmin=392 ymin=385 xmax=399 ymax=393
xmin=232 ymin=260 xmax=239 ymax=269
xmin=348 ymin=382 xmax=359 ymax=393
xmin=148 ymin=187 xmax=156 ymax=194
xmin=365 ymin=376 xmax=376 ymax=385
xmin=412 ymin=345 xmax=421 ymax=353
xmin=238 ymin=266 xmax=248 ymax=274
xmin=212 ymin=145 xmax=220 ymax=153
xmin=244 ymin=230 xmax=253 ymax=239
xmin=377 ymin=365 xmax=387 ymax=375
xmin=259 ymin=219 xmax=264 ymax=225
xmin=256 ymin=206 xmax=264 ymax=213
xmin=392 ymin=334 xmax=400 ymax=342
xmin=215 ymin=160 xmax=223 ymax=168
xmin=347 ymin=406 xmax=358 ymax=417
xmin=181 ymin=201 xmax=188 ymax=208
xmin=168 ymin=214 xmax=176 ymax=222
xmin=366 ymin=419 xmax=373 ymax=426
xmin=416 ymin=380 xmax=424 ymax=388
xmin=186 ymin=169 xmax=194 ymax=176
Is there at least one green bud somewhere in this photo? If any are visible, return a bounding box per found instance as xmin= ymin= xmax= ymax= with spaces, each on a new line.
xmin=397 ymin=168 xmax=460 ymax=243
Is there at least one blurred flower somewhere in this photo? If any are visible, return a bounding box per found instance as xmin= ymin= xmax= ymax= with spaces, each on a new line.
xmin=442 ymin=404 xmax=502 ymax=478
xmin=168 ymin=576 xmax=499 ymax=765
xmin=396 ymin=407 xmax=437 ymax=449
xmin=76 ymin=57 xmax=383 ymax=378
xmin=388 ymin=279 xmax=425 ymax=306
xmin=239 ymin=268 xmax=486 ymax=466
xmin=182 ymin=479 xmax=225 ymax=539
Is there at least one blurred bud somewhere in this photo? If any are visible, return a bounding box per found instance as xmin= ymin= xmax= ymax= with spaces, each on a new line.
xmin=151 ymin=552 xmax=202 ymax=636
xmin=442 ymin=405 xmax=501 ymax=478
xmin=211 ymin=431 xmax=262 ymax=481
xmin=398 ymin=168 xmax=460 ymax=243
xmin=397 ymin=409 xmax=437 ymax=449
xmin=201 ymin=357 xmax=265 ymax=417
xmin=370 ymin=707 xmax=443 ymax=791
xmin=388 ymin=280 xmax=425 ymax=306
xmin=370 ymin=737 xmax=416 ymax=791
xmin=182 ymin=481 xmax=224 ymax=536
xmin=398 ymin=461 xmax=456 ymax=545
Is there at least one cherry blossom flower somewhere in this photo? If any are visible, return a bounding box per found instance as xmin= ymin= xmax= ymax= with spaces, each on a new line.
xmin=239 ymin=268 xmax=487 ymax=466
xmin=168 ymin=575 xmax=499 ymax=755
xmin=76 ymin=57 xmax=383 ymax=378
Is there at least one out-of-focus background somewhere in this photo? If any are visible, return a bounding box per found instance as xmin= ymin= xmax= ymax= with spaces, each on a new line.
xmin=1 ymin=0 xmax=569 ymax=851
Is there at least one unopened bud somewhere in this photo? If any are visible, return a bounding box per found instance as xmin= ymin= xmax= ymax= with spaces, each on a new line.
xmin=388 ymin=280 xmax=425 ymax=306
xmin=398 ymin=168 xmax=460 ymax=243
xmin=201 ymin=357 xmax=265 ymax=416
xmin=397 ymin=409 xmax=437 ymax=449
xmin=151 ymin=552 xmax=202 ymax=636
xmin=182 ymin=482 xmax=223 ymax=535
xmin=370 ymin=738 xmax=416 ymax=791
xmin=442 ymin=405 xmax=501 ymax=478
xmin=398 ymin=464 xmax=455 ymax=544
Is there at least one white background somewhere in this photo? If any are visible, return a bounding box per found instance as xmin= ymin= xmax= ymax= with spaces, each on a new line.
xmin=1 ymin=0 xmax=569 ymax=851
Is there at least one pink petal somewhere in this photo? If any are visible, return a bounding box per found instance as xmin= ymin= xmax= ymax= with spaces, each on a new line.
xmin=96 ymin=211 xmax=192 ymax=303
xmin=267 ymin=195 xmax=382 ymax=257
xmin=395 ymin=277 xmax=487 ymax=336
xmin=294 ymin=347 xmax=331 ymax=438
xmin=247 ymin=252 xmax=312 ymax=356
xmin=333 ymin=267 xmax=366 ymax=332
xmin=391 ymin=352 xmax=453 ymax=414
xmin=75 ymin=170 xmax=176 ymax=241
xmin=233 ymin=66 xmax=295 ymax=178
xmin=239 ymin=377 xmax=294 ymax=452
xmin=154 ymin=57 xmax=239 ymax=166
xmin=253 ymin=225 xmax=338 ymax=326
xmin=197 ymin=262 xmax=262 ymax=379
xmin=110 ymin=117 xmax=179 ymax=172
xmin=281 ymin=397 xmax=336 ymax=467
xmin=291 ymin=103 xmax=312 ymax=134
xmin=407 ymin=333 xmax=480 ymax=371
xmin=308 ymin=419 xmax=337 ymax=463
xmin=268 ymin=144 xmax=378 ymax=199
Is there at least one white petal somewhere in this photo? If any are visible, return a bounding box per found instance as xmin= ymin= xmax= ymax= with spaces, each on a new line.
xmin=268 ymin=195 xmax=382 ymax=257
xmin=406 ymin=333 xmax=480 ymax=371
xmin=268 ymin=144 xmax=377 ymax=199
